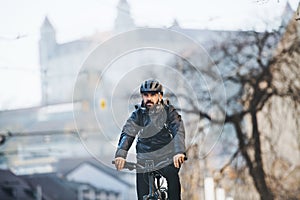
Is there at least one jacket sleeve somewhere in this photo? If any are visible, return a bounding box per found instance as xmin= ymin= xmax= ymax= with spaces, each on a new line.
xmin=168 ymin=105 xmax=186 ymax=155
xmin=115 ymin=111 xmax=141 ymax=158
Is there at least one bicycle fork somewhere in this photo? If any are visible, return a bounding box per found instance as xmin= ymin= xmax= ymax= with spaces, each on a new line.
xmin=144 ymin=160 xmax=157 ymax=199
xmin=148 ymin=171 xmax=157 ymax=199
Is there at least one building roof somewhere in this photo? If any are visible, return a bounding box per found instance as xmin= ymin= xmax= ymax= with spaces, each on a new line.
xmin=60 ymin=157 xmax=133 ymax=187
xmin=0 ymin=169 xmax=35 ymax=200
xmin=0 ymin=168 xmax=122 ymax=200
xmin=23 ymin=173 xmax=78 ymax=200
xmin=41 ymin=16 xmax=55 ymax=30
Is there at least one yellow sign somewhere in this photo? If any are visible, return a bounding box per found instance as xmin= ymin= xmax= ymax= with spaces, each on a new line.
xmin=100 ymin=99 xmax=106 ymax=109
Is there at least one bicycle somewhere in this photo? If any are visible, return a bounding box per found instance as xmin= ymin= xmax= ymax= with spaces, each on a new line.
xmin=113 ymin=157 xmax=187 ymax=200
xmin=112 ymin=159 xmax=171 ymax=200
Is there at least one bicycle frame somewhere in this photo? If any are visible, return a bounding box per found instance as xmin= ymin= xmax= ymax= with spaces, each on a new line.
xmin=143 ymin=160 xmax=168 ymax=200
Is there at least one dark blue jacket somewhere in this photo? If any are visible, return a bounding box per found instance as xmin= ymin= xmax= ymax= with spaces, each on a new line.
xmin=115 ymin=101 xmax=186 ymax=163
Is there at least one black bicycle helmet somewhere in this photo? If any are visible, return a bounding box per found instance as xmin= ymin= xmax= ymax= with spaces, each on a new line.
xmin=140 ymin=79 xmax=163 ymax=94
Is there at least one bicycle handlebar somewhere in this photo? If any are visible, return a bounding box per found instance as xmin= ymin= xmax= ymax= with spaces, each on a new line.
xmin=112 ymin=160 xmax=140 ymax=171
xmin=112 ymin=157 xmax=187 ymax=171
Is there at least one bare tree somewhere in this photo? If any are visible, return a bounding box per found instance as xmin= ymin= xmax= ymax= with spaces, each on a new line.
xmin=177 ymin=17 xmax=300 ymax=199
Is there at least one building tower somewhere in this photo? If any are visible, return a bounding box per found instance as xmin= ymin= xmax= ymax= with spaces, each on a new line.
xmin=39 ymin=17 xmax=57 ymax=105
xmin=114 ymin=0 xmax=135 ymax=33
xmin=281 ymin=2 xmax=294 ymax=28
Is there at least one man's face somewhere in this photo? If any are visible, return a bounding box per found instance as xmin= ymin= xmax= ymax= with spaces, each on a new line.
xmin=142 ymin=92 xmax=162 ymax=108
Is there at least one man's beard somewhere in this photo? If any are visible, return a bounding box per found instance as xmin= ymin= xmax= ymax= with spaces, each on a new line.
xmin=145 ymin=100 xmax=154 ymax=108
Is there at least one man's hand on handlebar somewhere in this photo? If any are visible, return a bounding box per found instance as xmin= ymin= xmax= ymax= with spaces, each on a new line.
xmin=114 ymin=157 xmax=126 ymax=171
xmin=173 ymin=153 xmax=185 ymax=168
xmin=115 ymin=155 xmax=186 ymax=170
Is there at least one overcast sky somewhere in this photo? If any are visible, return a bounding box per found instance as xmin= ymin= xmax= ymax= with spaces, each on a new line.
xmin=0 ymin=0 xmax=299 ymax=110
